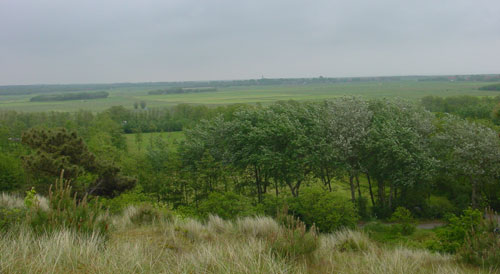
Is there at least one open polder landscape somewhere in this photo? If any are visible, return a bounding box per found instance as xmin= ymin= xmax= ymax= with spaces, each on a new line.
xmin=2 ymin=75 xmax=500 ymax=273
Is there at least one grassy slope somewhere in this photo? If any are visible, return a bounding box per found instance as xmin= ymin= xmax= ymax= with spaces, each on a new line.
xmin=1 ymin=81 xmax=498 ymax=112
xmin=0 ymin=211 xmax=483 ymax=274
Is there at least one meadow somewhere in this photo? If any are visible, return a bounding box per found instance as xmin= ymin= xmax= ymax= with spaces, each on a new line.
xmin=1 ymin=80 xmax=498 ymax=112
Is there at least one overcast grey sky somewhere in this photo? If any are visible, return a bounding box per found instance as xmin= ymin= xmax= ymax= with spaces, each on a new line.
xmin=1 ymin=0 xmax=499 ymax=85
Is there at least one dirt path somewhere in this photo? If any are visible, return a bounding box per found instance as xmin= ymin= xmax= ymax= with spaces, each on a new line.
xmin=416 ymin=222 xmax=445 ymax=229
xmin=358 ymin=221 xmax=445 ymax=230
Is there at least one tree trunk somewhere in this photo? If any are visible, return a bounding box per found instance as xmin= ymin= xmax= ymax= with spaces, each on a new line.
xmin=355 ymin=174 xmax=362 ymax=198
xmin=287 ymin=180 xmax=302 ymax=197
xmin=349 ymin=175 xmax=356 ymax=203
xmin=471 ymin=178 xmax=478 ymax=209
xmin=366 ymin=173 xmax=375 ymax=206
xmin=254 ymin=165 xmax=262 ymax=203
xmin=377 ymin=179 xmax=385 ymax=207
xmin=389 ymin=182 xmax=394 ymax=210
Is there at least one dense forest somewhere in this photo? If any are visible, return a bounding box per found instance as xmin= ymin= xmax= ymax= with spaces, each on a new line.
xmin=30 ymin=91 xmax=109 ymax=102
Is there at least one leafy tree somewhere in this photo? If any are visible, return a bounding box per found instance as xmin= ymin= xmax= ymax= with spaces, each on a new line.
xmin=434 ymin=115 xmax=500 ymax=208
xmin=320 ymin=97 xmax=372 ymax=202
xmin=363 ymin=100 xmax=436 ymax=213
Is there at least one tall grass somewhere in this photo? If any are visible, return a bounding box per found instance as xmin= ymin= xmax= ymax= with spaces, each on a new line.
xmin=0 ymin=204 xmax=486 ymax=274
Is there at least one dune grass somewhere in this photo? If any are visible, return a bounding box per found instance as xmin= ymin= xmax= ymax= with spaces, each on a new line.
xmin=0 ymin=201 xmax=487 ymax=273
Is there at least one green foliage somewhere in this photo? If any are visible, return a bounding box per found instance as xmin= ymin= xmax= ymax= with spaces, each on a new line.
xmin=426 ymin=208 xmax=482 ymax=253
xmin=288 ymin=187 xmax=358 ymax=232
xmin=24 ymin=187 xmax=38 ymax=209
xmin=256 ymin=194 xmax=287 ymax=217
xmin=424 ymin=196 xmax=456 ymax=219
xmin=479 ymin=83 xmax=500 ymax=91
xmin=421 ymin=95 xmax=499 ymax=120
xmin=30 ymin=91 xmax=109 ymax=102
xmin=364 ymin=99 xmax=436 ymax=210
xmin=21 ymin=127 xmax=135 ymax=197
xmin=434 ymin=115 xmax=500 ymax=208
xmin=0 ymin=207 xmax=26 ymax=231
xmin=99 ymin=187 xmax=156 ymax=214
xmin=129 ymin=204 xmax=172 ymax=225
xmin=269 ymin=214 xmax=319 ymax=261
xmin=21 ymin=128 xmax=97 ymax=180
xmin=389 ymin=207 xmax=416 ymax=236
xmin=363 ymin=221 xmax=434 ymax=249
xmin=0 ymin=153 xmax=25 ymax=192
xmin=197 ymin=192 xmax=257 ymax=220
xmin=27 ymin=175 xmax=109 ymax=236
xmin=458 ymin=212 xmax=500 ymax=268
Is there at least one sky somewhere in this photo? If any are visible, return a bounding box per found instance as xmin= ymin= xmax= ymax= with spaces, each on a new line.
xmin=1 ymin=0 xmax=500 ymax=85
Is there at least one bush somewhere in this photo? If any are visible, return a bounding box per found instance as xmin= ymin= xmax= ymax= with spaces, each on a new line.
xmin=424 ymin=196 xmax=456 ymax=219
xmin=255 ymin=194 xmax=286 ymax=217
xmin=129 ymin=204 xmax=172 ymax=225
xmin=197 ymin=192 xmax=257 ymax=220
xmin=458 ymin=209 xmax=500 ymax=267
xmin=269 ymin=213 xmax=319 ymax=261
xmin=426 ymin=208 xmax=482 ymax=254
xmin=27 ymin=174 xmax=109 ymax=236
xmin=390 ymin=207 xmax=416 ymax=236
xmin=0 ymin=207 xmax=26 ymax=231
xmin=372 ymin=205 xmax=393 ymax=219
xmin=99 ymin=187 xmax=156 ymax=214
xmin=0 ymin=153 xmax=25 ymax=192
xmin=287 ymin=187 xmax=358 ymax=233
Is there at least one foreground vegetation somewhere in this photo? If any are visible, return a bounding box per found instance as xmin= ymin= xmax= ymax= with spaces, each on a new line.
xmin=0 ymin=192 xmax=489 ymax=274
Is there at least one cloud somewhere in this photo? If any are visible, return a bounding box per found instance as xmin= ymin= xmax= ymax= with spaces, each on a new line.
xmin=1 ymin=0 xmax=499 ymax=84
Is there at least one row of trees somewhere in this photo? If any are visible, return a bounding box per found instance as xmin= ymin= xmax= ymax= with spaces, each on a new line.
xmin=421 ymin=95 xmax=500 ymax=122
xmin=172 ymin=98 xmax=500 ymax=214
xmin=148 ymin=87 xmax=217 ymax=95
xmin=2 ymin=97 xmax=500 ymax=219
xmin=30 ymin=91 xmax=109 ymax=102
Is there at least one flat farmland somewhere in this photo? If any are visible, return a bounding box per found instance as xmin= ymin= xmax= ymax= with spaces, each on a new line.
xmin=1 ymin=81 xmax=498 ymax=112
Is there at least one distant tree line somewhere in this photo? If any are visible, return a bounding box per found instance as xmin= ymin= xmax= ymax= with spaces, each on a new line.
xmin=479 ymin=83 xmax=500 ymax=91
xmin=30 ymin=91 xmax=109 ymax=102
xmin=421 ymin=95 xmax=500 ymax=122
xmin=3 ymin=74 xmax=500 ymax=96
xmin=148 ymin=87 xmax=217 ymax=95
xmin=418 ymin=75 xmax=500 ymax=82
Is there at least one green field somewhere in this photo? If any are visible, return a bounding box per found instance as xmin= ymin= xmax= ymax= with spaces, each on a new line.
xmin=1 ymin=81 xmax=499 ymax=112
xmin=124 ymin=131 xmax=184 ymax=154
